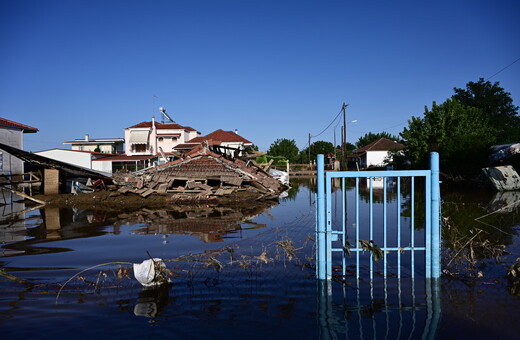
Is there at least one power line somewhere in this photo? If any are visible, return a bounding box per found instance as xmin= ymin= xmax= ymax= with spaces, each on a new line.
xmin=486 ymin=56 xmax=520 ymax=80
xmin=310 ymin=106 xmax=344 ymax=138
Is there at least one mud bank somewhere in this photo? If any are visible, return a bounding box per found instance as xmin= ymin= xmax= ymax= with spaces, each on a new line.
xmin=32 ymin=190 xmax=277 ymax=211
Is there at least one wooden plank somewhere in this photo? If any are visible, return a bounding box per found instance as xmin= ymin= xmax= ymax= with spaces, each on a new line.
xmin=140 ymin=188 xmax=155 ymax=198
xmin=9 ymin=189 xmax=46 ymax=205
xmin=157 ymin=183 xmax=169 ymax=193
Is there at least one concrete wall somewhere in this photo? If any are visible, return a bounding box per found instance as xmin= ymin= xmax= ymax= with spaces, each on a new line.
xmin=0 ymin=127 xmax=23 ymax=174
xmin=92 ymin=160 xmax=113 ymax=173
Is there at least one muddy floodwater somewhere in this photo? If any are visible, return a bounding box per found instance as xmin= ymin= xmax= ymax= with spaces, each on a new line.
xmin=1 ymin=179 xmax=520 ymax=339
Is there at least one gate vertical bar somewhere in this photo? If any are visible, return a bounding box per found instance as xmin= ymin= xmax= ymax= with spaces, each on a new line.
xmin=430 ymin=152 xmax=441 ymax=278
xmin=317 ymin=155 xmax=327 ymax=280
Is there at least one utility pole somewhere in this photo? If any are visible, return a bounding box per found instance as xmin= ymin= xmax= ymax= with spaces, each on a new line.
xmin=308 ymin=133 xmax=311 ymax=166
xmin=341 ymin=103 xmax=349 ymax=170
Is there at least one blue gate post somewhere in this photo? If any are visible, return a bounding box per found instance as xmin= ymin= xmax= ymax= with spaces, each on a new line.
xmin=430 ymin=152 xmax=441 ymax=278
xmin=317 ymin=154 xmax=326 ymax=280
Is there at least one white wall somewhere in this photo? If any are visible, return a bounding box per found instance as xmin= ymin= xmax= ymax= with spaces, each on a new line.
xmin=366 ymin=151 xmax=391 ymax=167
xmin=92 ymin=160 xmax=113 ymax=173
xmin=0 ymin=128 xmax=24 ymax=174
xmin=35 ymin=149 xmax=93 ymax=169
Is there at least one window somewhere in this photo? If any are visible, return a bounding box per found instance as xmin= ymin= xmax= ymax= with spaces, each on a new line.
xmin=134 ymin=144 xmax=147 ymax=153
xmin=158 ymin=137 xmax=164 ymax=142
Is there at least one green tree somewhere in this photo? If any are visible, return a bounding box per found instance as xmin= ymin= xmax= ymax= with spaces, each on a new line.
xmin=400 ymin=98 xmax=496 ymax=174
xmin=267 ymin=138 xmax=299 ymax=163
xmin=453 ymin=78 xmax=520 ymax=143
xmin=300 ymin=140 xmax=334 ymax=163
xmin=355 ymin=132 xmax=400 ymax=149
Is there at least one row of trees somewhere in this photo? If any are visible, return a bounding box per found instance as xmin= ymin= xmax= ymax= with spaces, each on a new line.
xmin=266 ymin=131 xmax=400 ymax=165
xmin=265 ymin=78 xmax=519 ymax=175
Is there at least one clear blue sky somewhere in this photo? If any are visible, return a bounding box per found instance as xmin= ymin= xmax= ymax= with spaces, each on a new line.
xmin=1 ymin=0 xmax=519 ymax=152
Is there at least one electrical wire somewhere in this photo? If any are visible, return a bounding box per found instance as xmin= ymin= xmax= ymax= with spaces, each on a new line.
xmin=310 ymin=106 xmax=344 ymax=138
xmin=486 ymin=56 xmax=520 ymax=80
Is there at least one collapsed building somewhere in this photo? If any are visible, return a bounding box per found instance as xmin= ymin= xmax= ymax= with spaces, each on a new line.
xmin=114 ymin=142 xmax=288 ymax=201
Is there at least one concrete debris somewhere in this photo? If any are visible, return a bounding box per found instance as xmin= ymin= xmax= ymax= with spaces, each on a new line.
xmin=482 ymin=165 xmax=520 ymax=191
xmin=113 ymin=144 xmax=289 ymax=201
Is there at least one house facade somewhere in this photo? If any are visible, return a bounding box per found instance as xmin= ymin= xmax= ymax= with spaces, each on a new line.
xmin=63 ymin=134 xmax=124 ymax=154
xmin=125 ymin=117 xmax=199 ymax=157
xmin=349 ymin=138 xmax=405 ymax=169
xmin=0 ymin=117 xmax=38 ymax=175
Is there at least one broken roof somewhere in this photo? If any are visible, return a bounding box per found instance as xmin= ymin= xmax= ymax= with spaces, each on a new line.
xmin=188 ymin=129 xmax=252 ymax=144
xmin=151 ymin=144 xmax=285 ymax=193
xmin=127 ymin=121 xmax=197 ymax=132
xmin=0 ymin=142 xmax=109 ymax=179
xmin=0 ymin=117 xmax=38 ymax=133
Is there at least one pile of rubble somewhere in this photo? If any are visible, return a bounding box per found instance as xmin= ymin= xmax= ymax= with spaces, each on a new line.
xmin=113 ymin=145 xmax=288 ymax=202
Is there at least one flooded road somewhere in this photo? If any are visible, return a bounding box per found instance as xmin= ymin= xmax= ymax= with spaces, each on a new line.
xmin=1 ymin=179 xmax=519 ymax=339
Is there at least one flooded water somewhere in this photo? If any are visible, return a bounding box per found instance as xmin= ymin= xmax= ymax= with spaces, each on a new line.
xmin=1 ymin=179 xmax=520 ymax=339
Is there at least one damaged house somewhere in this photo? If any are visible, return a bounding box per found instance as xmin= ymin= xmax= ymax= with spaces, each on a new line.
xmin=116 ymin=142 xmax=287 ymax=201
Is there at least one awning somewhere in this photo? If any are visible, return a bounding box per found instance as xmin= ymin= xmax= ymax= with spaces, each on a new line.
xmin=129 ymin=130 xmax=150 ymax=144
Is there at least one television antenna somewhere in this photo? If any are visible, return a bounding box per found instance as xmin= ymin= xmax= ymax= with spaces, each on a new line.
xmin=159 ymin=107 xmax=175 ymax=124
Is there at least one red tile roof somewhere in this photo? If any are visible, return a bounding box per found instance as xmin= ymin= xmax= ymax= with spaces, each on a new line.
xmin=188 ymin=129 xmax=252 ymax=144
xmin=127 ymin=121 xmax=197 ymax=132
xmin=0 ymin=117 xmax=38 ymax=133
xmin=350 ymin=138 xmax=405 ymax=158
xmin=173 ymin=143 xmax=199 ymax=150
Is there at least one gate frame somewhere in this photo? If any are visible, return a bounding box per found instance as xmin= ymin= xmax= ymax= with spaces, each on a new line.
xmin=316 ymin=152 xmax=441 ymax=280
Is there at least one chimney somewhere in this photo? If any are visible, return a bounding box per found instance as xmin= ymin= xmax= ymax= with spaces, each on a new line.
xmin=152 ymin=116 xmax=155 ymax=127
xmin=85 ymin=134 xmax=89 ymax=141
xmin=235 ymin=129 xmax=239 ymax=134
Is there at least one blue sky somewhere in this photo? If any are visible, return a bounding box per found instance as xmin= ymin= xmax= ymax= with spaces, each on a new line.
xmin=1 ymin=0 xmax=519 ymax=152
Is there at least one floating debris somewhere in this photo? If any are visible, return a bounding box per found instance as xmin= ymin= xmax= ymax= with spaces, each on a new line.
xmin=133 ymin=258 xmax=172 ymax=287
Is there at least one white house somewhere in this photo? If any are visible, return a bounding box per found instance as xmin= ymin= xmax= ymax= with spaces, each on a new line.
xmin=349 ymin=138 xmax=405 ymax=169
xmin=125 ymin=117 xmax=199 ymax=157
xmin=35 ymin=149 xmax=113 ymax=174
xmin=63 ymin=134 xmax=124 ymax=154
xmin=0 ymin=117 xmax=38 ymax=175
xmin=174 ymin=129 xmax=253 ymax=156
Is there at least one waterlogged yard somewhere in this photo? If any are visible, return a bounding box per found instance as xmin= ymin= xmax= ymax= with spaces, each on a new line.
xmin=1 ymin=179 xmax=519 ymax=339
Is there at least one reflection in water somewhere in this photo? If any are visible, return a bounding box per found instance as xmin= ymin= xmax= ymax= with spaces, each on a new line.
xmin=0 ymin=200 xmax=278 ymax=256
xmin=125 ymin=202 xmax=276 ymax=243
xmin=317 ymin=278 xmax=441 ymax=339
xmin=487 ymin=190 xmax=520 ymax=213
xmin=134 ymin=285 xmax=171 ymax=318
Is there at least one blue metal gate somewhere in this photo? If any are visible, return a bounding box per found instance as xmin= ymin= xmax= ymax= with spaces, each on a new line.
xmin=316 ymin=152 xmax=441 ymax=281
